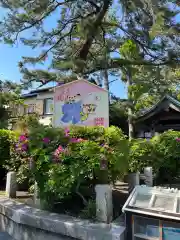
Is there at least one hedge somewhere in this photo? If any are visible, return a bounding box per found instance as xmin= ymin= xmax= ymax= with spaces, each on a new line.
xmin=1 ymin=127 xmax=180 ymax=204
xmin=129 ymin=130 xmax=180 ymax=184
xmin=0 ymin=129 xmax=16 ymax=165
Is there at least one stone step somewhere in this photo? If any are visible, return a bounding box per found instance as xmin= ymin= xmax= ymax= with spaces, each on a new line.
xmin=0 ymin=232 xmax=14 ymax=239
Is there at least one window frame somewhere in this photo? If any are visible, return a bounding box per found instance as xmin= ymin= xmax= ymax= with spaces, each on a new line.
xmin=43 ymin=98 xmax=54 ymax=115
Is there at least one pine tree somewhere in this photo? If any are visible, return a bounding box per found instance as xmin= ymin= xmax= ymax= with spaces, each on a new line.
xmin=119 ymin=39 xmax=179 ymax=138
xmin=0 ymin=0 xmax=178 ymax=87
xmin=0 ymin=80 xmax=22 ymax=128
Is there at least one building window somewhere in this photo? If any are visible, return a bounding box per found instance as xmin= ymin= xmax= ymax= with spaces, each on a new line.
xmin=25 ymin=104 xmax=36 ymax=114
xmin=44 ymin=98 xmax=53 ymax=115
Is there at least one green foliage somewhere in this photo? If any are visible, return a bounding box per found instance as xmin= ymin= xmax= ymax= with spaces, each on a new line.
xmin=129 ymin=139 xmax=156 ymax=173
xmin=14 ymin=113 xmax=41 ymax=133
xmin=12 ymin=125 xmax=129 ymax=209
xmin=151 ymin=131 xmax=180 ymax=184
xmin=0 ymin=80 xmax=23 ymax=128
xmin=3 ymin=124 xmax=180 ymax=213
xmin=128 ymin=131 xmax=180 ymax=185
xmin=0 ymin=0 xmax=178 ymax=87
xmin=0 ymin=130 xmax=14 ymax=164
xmin=109 ymin=100 xmax=128 ymax=135
xmin=0 ymin=129 xmax=27 ymax=185
xmin=80 ymin=199 xmax=96 ymax=220
xmin=0 ymin=129 xmax=33 ymax=186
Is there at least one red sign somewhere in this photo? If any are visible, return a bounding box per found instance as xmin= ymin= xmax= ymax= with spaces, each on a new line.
xmin=94 ymin=117 xmax=104 ymax=126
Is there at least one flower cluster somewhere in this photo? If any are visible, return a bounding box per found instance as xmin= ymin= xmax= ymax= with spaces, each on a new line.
xmin=16 ymin=134 xmax=29 ymax=152
xmin=65 ymin=128 xmax=70 ymax=137
xmin=16 ymin=134 xmax=51 ymax=154
xmin=70 ymin=138 xmax=85 ymax=143
xmin=176 ymin=138 xmax=180 ymax=142
xmin=16 ymin=128 xmax=87 ymax=164
xmin=53 ymin=145 xmax=68 ymax=163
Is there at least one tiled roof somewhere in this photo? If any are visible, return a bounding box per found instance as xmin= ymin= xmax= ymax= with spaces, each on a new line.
xmin=137 ymin=95 xmax=180 ymax=121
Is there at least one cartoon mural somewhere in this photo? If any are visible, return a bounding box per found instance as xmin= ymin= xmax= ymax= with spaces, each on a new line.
xmin=53 ymin=80 xmax=109 ymax=127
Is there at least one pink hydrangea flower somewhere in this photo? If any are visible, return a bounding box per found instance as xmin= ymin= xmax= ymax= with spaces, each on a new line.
xmin=43 ymin=137 xmax=50 ymax=144
xmin=70 ymin=138 xmax=84 ymax=143
xmin=54 ymin=145 xmax=64 ymax=156
xmin=19 ymin=135 xmax=27 ymax=142
xmin=70 ymin=138 xmax=78 ymax=143
xmin=65 ymin=128 xmax=70 ymax=137
xmin=77 ymin=138 xmax=84 ymax=142
xmin=176 ymin=138 xmax=180 ymax=142
xmin=57 ymin=145 xmax=64 ymax=152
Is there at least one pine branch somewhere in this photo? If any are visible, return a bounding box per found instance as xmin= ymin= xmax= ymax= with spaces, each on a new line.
xmin=77 ymin=0 xmax=112 ymax=62
xmin=14 ymin=1 xmax=73 ymax=41
xmin=84 ymin=58 xmax=179 ymax=75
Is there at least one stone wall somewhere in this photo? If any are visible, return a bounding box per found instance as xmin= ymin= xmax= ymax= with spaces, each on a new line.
xmin=0 ymin=198 xmax=125 ymax=240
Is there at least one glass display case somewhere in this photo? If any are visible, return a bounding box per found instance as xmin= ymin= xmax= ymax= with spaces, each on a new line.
xmin=123 ymin=186 xmax=180 ymax=240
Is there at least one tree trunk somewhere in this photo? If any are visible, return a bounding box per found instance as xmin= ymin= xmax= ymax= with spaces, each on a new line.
xmin=128 ymin=108 xmax=134 ymax=139
xmin=127 ymin=70 xmax=134 ymax=139
xmin=103 ymin=69 xmax=109 ymax=92
xmin=79 ymin=0 xmax=111 ymax=62
xmin=103 ymin=69 xmax=110 ymax=104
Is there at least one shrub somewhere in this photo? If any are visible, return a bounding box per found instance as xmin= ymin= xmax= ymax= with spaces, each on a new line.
xmin=128 ymin=130 xmax=180 ymax=185
xmin=0 ymin=129 xmax=32 ymax=188
xmin=151 ymin=130 xmax=180 ymax=184
xmin=129 ymin=139 xmax=156 ymax=173
xmin=0 ymin=129 xmax=18 ymax=185
xmin=0 ymin=129 xmax=17 ymax=166
xmin=14 ymin=125 xmax=129 ymax=209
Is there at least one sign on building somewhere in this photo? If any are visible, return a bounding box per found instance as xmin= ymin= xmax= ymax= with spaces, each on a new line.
xmin=53 ymin=80 xmax=109 ymax=127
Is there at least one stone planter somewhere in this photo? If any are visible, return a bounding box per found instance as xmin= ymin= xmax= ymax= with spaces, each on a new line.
xmin=128 ymin=172 xmax=140 ymax=193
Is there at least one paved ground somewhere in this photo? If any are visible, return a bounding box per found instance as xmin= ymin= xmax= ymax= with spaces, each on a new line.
xmin=0 ymin=232 xmax=14 ymax=239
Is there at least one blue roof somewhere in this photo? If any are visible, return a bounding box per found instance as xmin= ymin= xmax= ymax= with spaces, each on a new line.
xmin=21 ymin=86 xmax=53 ymax=98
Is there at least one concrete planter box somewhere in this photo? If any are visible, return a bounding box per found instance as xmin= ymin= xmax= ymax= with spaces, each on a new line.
xmin=0 ymin=197 xmax=125 ymax=240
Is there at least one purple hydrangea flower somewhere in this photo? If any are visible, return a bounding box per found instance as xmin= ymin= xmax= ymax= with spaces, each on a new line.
xmin=43 ymin=137 xmax=50 ymax=144
xmin=21 ymin=143 xmax=28 ymax=152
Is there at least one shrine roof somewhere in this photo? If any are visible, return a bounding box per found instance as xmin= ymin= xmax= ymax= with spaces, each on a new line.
xmin=137 ymin=95 xmax=180 ymax=122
